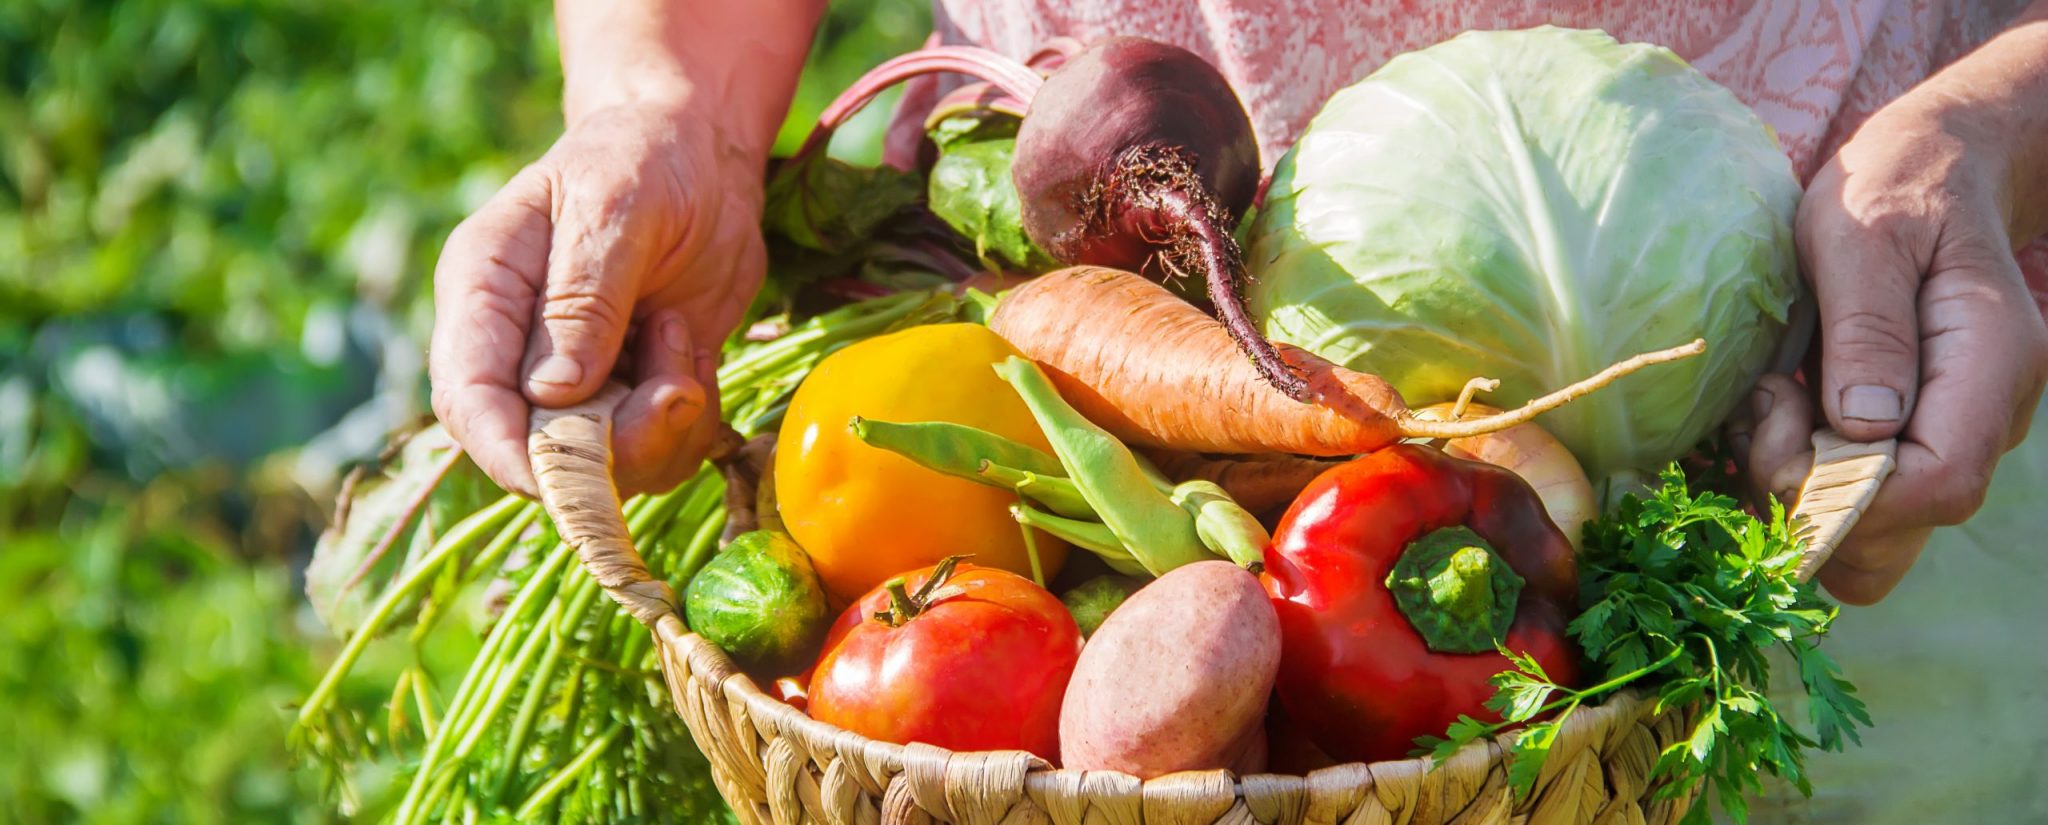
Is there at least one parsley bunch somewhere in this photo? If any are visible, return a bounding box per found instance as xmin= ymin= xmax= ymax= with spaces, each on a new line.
xmin=1419 ymin=466 xmax=1871 ymax=823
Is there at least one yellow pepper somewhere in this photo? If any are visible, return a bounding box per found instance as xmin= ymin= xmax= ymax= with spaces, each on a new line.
xmin=775 ymin=324 xmax=1067 ymax=602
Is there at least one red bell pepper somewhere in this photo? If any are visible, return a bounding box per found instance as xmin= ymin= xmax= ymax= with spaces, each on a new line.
xmin=1261 ymin=444 xmax=1581 ymax=763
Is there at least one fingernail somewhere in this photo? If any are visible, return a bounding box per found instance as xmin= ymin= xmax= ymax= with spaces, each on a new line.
xmin=530 ymin=355 xmax=583 ymax=387
xmin=1841 ymin=385 xmax=1902 ymax=422
xmin=1749 ymin=386 xmax=1775 ymax=421
xmin=661 ymin=318 xmax=692 ymax=357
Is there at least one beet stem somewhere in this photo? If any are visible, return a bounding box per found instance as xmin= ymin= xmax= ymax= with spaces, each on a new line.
xmin=1180 ymin=203 xmax=1310 ymax=401
xmin=1022 ymin=37 xmax=1086 ymax=72
xmin=795 ymin=47 xmax=1044 ymax=163
xmin=920 ymin=86 xmax=1031 ymax=134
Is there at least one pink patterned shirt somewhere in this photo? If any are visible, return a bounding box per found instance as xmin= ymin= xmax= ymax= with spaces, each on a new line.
xmin=910 ymin=0 xmax=2048 ymax=318
xmin=931 ymin=0 xmax=2031 ymax=180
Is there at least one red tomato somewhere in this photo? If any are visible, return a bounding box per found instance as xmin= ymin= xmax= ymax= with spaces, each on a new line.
xmin=771 ymin=677 xmax=808 ymax=712
xmin=807 ymin=560 xmax=1081 ymax=760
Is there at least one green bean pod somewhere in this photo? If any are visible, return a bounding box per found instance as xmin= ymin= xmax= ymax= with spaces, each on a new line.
xmin=1009 ymin=504 xmax=1146 ymax=575
xmin=976 ymin=460 xmax=1093 ymax=518
xmin=993 ymin=357 xmax=1211 ymax=574
xmin=848 ymin=416 xmax=1066 ymax=478
xmin=1170 ymin=479 xmax=1271 ymax=568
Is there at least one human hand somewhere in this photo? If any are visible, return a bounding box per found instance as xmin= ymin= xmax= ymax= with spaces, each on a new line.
xmin=429 ymin=105 xmax=767 ymax=498
xmin=1737 ymin=99 xmax=2048 ymax=605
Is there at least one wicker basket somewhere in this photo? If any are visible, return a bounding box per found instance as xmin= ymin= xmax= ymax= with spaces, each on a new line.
xmin=527 ymin=390 xmax=1896 ymax=825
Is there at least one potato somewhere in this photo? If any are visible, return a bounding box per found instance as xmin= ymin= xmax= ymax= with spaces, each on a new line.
xmin=1058 ymin=560 xmax=1280 ymax=776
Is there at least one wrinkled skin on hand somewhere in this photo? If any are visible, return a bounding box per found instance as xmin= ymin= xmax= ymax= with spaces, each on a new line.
xmin=1734 ymin=98 xmax=2048 ymax=605
xmin=429 ymin=106 xmax=766 ymax=497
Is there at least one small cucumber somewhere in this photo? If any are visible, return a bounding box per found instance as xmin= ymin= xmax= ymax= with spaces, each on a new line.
xmin=683 ymin=530 xmax=831 ymax=676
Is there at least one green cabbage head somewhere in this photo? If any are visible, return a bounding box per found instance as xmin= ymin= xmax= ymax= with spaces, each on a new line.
xmin=1248 ymin=27 xmax=1802 ymax=482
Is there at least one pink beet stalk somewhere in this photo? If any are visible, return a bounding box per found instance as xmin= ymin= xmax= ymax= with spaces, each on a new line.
xmin=794 ymin=46 xmax=1045 ymax=163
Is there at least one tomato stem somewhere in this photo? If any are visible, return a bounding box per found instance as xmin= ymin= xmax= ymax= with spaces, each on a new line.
xmin=879 ymin=578 xmax=919 ymax=627
xmin=875 ymin=555 xmax=973 ymax=627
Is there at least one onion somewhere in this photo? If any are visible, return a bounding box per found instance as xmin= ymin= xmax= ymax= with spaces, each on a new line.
xmin=1415 ymin=396 xmax=1596 ymax=551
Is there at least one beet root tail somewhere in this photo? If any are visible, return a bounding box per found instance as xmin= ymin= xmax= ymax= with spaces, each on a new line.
xmin=1190 ymin=232 xmax=1311 ymax=403
xmin=1115 ymin=148 xmax=1308 ymax=402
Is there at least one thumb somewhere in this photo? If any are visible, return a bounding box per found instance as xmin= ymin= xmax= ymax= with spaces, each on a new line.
xmin=1800 ymin=207 xmax=1923 ymax=443
xmin=522 ymin=185 xmax=643 ymax=408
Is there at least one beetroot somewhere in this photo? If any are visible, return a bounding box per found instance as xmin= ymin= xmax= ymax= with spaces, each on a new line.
xmin=1011 ymin=38 xmax=1259 ymax=271
xmin=792 ymin=37 xmax=1308 ymax=400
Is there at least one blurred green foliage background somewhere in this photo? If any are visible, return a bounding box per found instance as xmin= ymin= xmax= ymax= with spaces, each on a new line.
xmin=0 ymin=0 xmax=929 ymax=821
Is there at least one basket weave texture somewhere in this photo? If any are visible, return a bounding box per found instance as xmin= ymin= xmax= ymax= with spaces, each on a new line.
xmin=528 ymin=394 xmax=1897 ymax=825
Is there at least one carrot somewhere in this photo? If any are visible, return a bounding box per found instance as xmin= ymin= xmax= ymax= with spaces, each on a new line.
xmin=986 ymin=266 xmax=1705 ymax=456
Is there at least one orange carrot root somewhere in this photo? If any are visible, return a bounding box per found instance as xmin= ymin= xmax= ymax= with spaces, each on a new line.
xmin=1448 ymin=377 xmax=1500 ymax=420
xmin=988 ymin=266 xmax=1705 ymax=457
xmin=1392 ymin=339 xmax=1707 ymax=440
xmin=989 ymin=266 xmax=1411 ymax=455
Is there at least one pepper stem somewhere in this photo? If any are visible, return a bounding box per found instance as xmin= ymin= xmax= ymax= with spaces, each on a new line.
xmin=1384 ymin=526 xmax=1525 ymax=654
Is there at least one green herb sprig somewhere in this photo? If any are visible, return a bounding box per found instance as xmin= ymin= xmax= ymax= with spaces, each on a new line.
xmin=1418 ymin=466 xmax=1871 ymax=823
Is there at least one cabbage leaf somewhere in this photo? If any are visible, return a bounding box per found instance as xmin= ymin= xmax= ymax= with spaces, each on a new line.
xmin=1248 ymin=27 xmax=1801 ymax=481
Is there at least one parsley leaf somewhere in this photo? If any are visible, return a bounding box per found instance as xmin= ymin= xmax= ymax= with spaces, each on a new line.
xmin=1794 ymin=642 xmax=1870 ymax=749
xmin=1484 ymin=644 xmax=1559 ymax=722
xmin=1506 ymin=716 xmax=1563 ymax=798
xmin=1415 ymin=713 xmax=1495 ymax=764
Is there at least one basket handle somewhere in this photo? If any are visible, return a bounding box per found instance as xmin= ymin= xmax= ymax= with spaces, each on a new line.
xmin=528 ymin=382 xmax=678 ymax=629
xmin=1787 ymin=429 xmax=1898 ymax=583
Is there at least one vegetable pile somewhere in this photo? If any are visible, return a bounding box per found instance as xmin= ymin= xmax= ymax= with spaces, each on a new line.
xmin=300 ymin=27 xmax=1873 ymax=825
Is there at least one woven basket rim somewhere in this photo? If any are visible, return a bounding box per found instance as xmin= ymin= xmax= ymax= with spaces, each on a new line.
xmin=653 ymin=611 xmax=1662 ymax=784
xmin=528 ymin=382 xmax=1899 ymax=823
